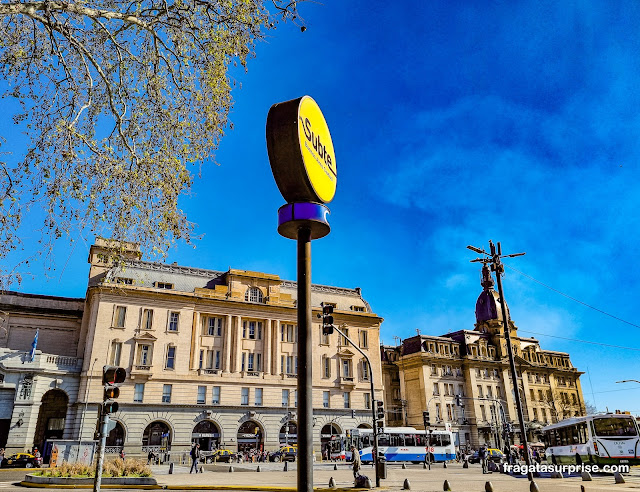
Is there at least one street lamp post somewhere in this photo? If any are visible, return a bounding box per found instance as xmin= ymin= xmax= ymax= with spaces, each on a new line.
xmin=468 ymin=241 xmax=534 ymax=483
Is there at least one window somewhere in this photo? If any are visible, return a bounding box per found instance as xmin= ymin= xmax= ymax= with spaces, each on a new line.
xmin=168 ymin=312 xmax=179 ymax=331
xmin=113 ymin=306 xmax=127 ymax=328
xmin=487 ymin=386 xmax=493 ymax=399
xmin=431 ymin=364 xmax=437 ymax=375
xmin=203 ymin=316 xmax=223 ymax=336
xmin=477 ymin=385 xmax=483 ymax=398
xmin=322 ymin=356 xmax=331 ymax=378
xmin=155 ymin=282 xmax=173 ymax=289
xmin=446 ymin=404 xmax=453 ymax=420
xmin=339 ymin=328 xmax=349 ymax=346
xmin=282 ymin=324 xmax=296 ymax=342
xmin=361 ymin=360 xmax=370 ymax=380
xmin=245 ymin=287 xmax=264 ymax=303
xmin=480 ymin=404 xmax=487 ymax=421
xmin=115 ymin=277 xmax=133 ymax=285
xmin=212 ymin=386 xmax=220 ymax=405
xmin=435 ymin=403 xmax=441 ymax=421
xmin=359 ymin=330 xmax=368 ymax=348
xmin=141 ymin=309 xmax=154 ymax=330
xmin=351 ymin=305 xmax=365 ymax=312
xmin=433 ymin=383 xmax=439 ymax=396
xmin=110 ymin=341 xmax=122 ymax=365
xmin=134 ymin=383 xmax=144 ymax=402
xmin=323 ymin=391 xmax=330 ymax=408
xmin=282 ymin=389 xmax=290 ymax=407
xmin=533 ymin=408 xmax=539 ymax=420
xmin=138 ymin=345 xmax=151 ymax=366
xmin=165 ymin=346 xmax=176 ymax=369
xmin=207 ymin=350 xmax=214 ymax=369
xmin=342 ymin=359 xmax=352 ymax=378
xmin=241 ymin=387 xmax=249 ymax=405
xmin=343 ymin=392 xmax=351 ymax=408
xmin=321 ymin=329 xmax=330 ymax=345
xmin=242 ymin=353 xmax=246 ymax=372
xmin=364 ymin=393 xmax=371 ymax=409
xmin=294 ymin=390 xmax=298 ymax=407
xmin=197 ymin=386 xmax=206 ymax=404
xmin=199 ymin=350 xmax=204 ymax=369
xmin=162 ymin=384 xmax=172 ymax=403
xmin=215 ymin=351 xmax=221 ymax=370
xmin=244 ymin=321 xmax=263 ymax=340
xmin=255 ymin=388 xmax=263 ymax=406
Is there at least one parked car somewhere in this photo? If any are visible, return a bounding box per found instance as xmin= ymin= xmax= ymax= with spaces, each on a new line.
xmin=204 ymin=449 xmax=237 ymax=463
xmin=269 ymin=446 xmax=297 ymax=462
xmin=1 ymin=453 xmax=42 ymax=468
xmin=468 ymin=448 xmax=503 ymax=464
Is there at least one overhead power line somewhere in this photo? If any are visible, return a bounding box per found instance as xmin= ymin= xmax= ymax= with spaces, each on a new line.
xmin=519 ymin=330 xmax=640 ymax=352
xmin=505 ymin=265 xmax=640 ymax=329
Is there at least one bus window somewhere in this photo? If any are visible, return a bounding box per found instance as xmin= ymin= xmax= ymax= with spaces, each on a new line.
xmin=378 ymin=434 xmax=390 ymax=447
xmin=440 ymin=434 xmax=452 ymax=446
xmin=405 ymin=435 xmax=415 ymax=446
xmin=416 ymin=434 xmax=426 ymax=446
xmin=594 ymin=418 xmax=638 ymax=437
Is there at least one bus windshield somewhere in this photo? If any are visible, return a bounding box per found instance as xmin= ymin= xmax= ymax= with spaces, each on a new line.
xmin=593 ymin=418 xmax=638 ymax=437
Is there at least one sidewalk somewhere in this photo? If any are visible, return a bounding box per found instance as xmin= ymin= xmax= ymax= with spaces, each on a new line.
xmin=152 ymin=461 xmax=640 ymax=491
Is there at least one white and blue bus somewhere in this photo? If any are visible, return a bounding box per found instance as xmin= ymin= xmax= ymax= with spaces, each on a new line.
xmin=350 ymin=427 xmax=456 ymax=463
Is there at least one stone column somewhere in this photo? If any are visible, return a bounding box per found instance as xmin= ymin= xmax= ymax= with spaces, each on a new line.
xmin=223 ymin=315 xmax=232 ymax=374
xmin=274 ymin=320 xmax=282 ymax=375
xmin=263 ymin=319 xmax=271 ymax=375
xmin=234 ymin=316 xmax=243 ymax=373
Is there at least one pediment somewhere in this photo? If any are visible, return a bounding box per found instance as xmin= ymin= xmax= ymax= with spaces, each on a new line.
xmin=134 ymin=332 xmax=157 ymax=342
xmin=337 ymin=348 xmax=355 ymax=358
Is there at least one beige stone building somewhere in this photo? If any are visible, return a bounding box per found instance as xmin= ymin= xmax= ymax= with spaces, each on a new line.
xmin=381 ymin=264 xmax=586 ymax=450
xmin=70 ymin=239 xmax=383 ymax=458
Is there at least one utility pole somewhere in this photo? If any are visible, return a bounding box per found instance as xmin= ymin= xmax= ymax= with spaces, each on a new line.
xmin=467 ymin=241 xmax=535 ymax=483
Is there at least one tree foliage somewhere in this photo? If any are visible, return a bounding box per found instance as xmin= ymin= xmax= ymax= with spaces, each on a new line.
xmin=0 ymin=0 xmax=303 ymax=285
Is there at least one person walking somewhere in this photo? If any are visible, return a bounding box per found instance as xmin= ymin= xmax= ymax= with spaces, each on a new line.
xmin=479 ymin=445 xmax=488 ymax=474
xmin=190 ymin=443 xmax=200 ymax=474
xmin=350 ymin=445 xmax=361 ymax=481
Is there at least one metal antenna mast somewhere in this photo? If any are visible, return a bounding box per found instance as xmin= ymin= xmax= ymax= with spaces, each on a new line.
xmin=467 ymin=241 xmax=536 ymax=485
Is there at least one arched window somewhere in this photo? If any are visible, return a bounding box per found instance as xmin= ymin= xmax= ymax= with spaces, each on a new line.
xmin=245 ymin=287 xmax=264 ymax=303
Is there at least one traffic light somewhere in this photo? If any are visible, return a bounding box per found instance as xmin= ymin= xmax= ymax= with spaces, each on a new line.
xmin=423 ymin=410 xmax=430 ymax=428
xmin=102 ymin=365 xmax=126 ymax=414
xmin=319 ymin=303 xmax=335 ymax=335
xmin=351 ymin=409 xmax=356 ymax=419
xmin=455 ymin=395 xmax=462 ymax=406
xmin=376 ymin=400 xmax=385 ymax=420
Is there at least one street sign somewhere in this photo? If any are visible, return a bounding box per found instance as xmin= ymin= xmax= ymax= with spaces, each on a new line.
xmin=267 ymin=96 xmax=337 ymax=204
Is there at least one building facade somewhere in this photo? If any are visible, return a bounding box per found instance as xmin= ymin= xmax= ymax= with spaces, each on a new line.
xmin=0 ymin=292 xmax=84 ymax=454
xmin=73 ymin=239 xmax=383 ymax=458
xmin=382 ymin=264 xmax=586 ymax=450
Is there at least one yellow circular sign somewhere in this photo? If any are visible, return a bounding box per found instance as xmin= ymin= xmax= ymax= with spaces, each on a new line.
xmin=297 ymin=96 xmax=337 ymax=203
xmin=266 ymin=96 xmax=338 ymax=204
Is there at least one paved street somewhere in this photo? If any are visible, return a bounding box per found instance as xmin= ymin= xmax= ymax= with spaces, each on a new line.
xmin=4 ymin=462 xmax=640 ymax=492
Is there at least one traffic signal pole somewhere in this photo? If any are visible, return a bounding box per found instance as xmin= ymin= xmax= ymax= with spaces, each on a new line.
xmin=92 ymin=410 xmax=109 ymax=492
xmin=332 ymin=326 xmax=380 ymax=488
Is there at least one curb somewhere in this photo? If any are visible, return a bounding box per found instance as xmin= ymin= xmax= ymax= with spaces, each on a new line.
xmin=20 ymin=482 xmax=162 ymax=489
xmin=20 ymin=483 xmax=374 ymax=491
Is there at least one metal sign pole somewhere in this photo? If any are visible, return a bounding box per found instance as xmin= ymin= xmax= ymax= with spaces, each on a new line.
xmin=92 ymin=409 xmax=108 ymax=492
xmin=297 ymin=226 xmax=313 ymax=492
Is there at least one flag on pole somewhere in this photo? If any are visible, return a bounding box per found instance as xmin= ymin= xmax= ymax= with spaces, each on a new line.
xmin=29 ymin=329 xmax=39 ymax=362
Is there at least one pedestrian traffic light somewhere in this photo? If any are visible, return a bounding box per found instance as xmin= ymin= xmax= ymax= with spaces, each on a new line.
xmin=102 ymin=365 xmax=126 ymax=414
xmin=423 ymin=410 xmax=430 ymax=428
xmin=319 ymin=303 xmax=335 ymax=335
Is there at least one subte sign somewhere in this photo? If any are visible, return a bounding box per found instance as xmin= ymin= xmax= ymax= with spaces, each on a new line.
xmin=266 ymin=96 xmax=337 ymax=204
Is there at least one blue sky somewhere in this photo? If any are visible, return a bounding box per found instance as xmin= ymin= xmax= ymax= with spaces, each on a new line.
xmin=3 ymin=0 xmax=640 ymax=413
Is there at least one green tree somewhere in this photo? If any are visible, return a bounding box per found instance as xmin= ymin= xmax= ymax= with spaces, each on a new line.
xmin=0 ymin=0 xmax=303 ymax=285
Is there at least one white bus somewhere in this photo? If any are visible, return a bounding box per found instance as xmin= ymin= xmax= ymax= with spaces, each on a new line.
xmin=349 ymin=427 xmax=456 ymax=463
xmin=542 ymin=414 xmax=640 ymax=466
